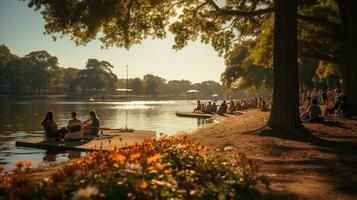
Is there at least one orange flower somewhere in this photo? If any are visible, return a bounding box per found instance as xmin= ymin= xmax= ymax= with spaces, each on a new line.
xmin=15 ymin=161 xmax=24 ymax=168
xmin=164 ymin=168 xmax=172 ymax=174
xmin=130 ymin=153 xmax=141 ymax=161
xmin=138 ymin=181 xmax=148 ymax=189
xmin=155 ymin=163 xmax=164 ymax=171
xmin=146 ymin=166 xmax=155 ymax=172
xmin=147 ymin=153 xmax=162 ymax=164
xmin=23 ymin=160 xmax=33 ymax=167
xmin=113 ymin=153 xmax=126 ymax=164
xmin=0 ymin=165 xmax=5 ymax=172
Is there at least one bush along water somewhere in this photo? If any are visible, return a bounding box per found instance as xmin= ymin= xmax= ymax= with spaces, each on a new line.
xmin=0 ymin=136 xmax=263 ymax=199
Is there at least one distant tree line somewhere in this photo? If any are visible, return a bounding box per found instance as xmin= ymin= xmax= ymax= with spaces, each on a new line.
xmin=0 ymin=44 xmax=223 ymax=98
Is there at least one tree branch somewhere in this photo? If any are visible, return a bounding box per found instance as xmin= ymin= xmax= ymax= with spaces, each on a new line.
xmin=297 ymin=14 xmax=342 ymax=30
xmin=302 ymin=49 xmax=339 ymax=64
xmin=206 ymin=0 xmax=274 ymax=17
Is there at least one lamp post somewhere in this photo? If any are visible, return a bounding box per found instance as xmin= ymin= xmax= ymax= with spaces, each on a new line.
xmin=124 ymin=65 xmax=129 ymax=131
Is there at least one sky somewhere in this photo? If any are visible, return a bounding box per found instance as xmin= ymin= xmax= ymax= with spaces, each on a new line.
xmin=0 ymin=0 xmax=226 ymax=83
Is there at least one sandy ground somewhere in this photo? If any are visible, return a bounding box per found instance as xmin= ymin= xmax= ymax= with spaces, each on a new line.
xmin=23 ymin=109 xmax=357 ymax=199
xmin=189 ymin=109 xmax=357 ymax=200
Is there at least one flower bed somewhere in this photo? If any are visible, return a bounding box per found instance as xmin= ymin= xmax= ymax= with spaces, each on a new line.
xmin=0 ymin=136 xmax=261 ymax=199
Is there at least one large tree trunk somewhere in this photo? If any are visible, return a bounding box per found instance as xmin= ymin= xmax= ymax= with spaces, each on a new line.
xmin=344 ymin=1 xmax=357 ymax=114
xmin=337 ymin=0 xmax=357 ymax=115
xmin=268 ymin=0 xmax=305 ymax=135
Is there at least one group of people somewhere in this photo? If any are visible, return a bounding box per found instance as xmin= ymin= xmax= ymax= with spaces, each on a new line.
xmin=193 ymin=97 xmax=272 ymax=115
xmin=300 ymin=88 xmax=342 ymax=108
xmin=300 ymin=88 xmax=352 ymax=122
xmin=40 ymin=110 xmax=100 ymax=141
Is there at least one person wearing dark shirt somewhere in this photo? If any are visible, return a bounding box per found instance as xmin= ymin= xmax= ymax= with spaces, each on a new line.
xmin=212 ymin=102 xmax=217 ymax=113
xmin=41 ymin=112 xmax=67 ymax=141
xmin=217 ymin=100 xmax=228 ymax=115
xmin=205 ymin=102 xmax=213 ymax=114
xmin=308 ymin=99 xmax=323 ymax=122
xmin=338 ymin=96 xmax=352 ymax=117
xmin=193 ymin=100 xmax=201 ymax=113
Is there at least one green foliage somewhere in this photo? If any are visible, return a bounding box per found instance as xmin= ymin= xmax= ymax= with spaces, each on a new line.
xmin=316 ymin=60 xmax=339 ymax=81
xmin=77 ymin=59 xmax=118 ymax=92
xmin=26 ymin=0 xmax=272 ymax=54
xmin=193 ymin=80 xmax=223 ymax=97
xmin=2 ymin=50 xmax=59 ymax=94
xmin=0 ymin=45 xmax=223 ymax=96
xmin=222 ymin=45 xmax=272 ymax=94
xmin=0 ymin=44 xmax=17 ymax=70
xmin=221 ymin=0 xmax=343 ymax=92
xmin=143 ymin=74 xmax=166 ymax=96
xmin=0 ymin=136 xmax=262 ymax=199
xmin=166 ymin=80 xmax=192 ymax=96
xmin=129 ymin=78 xmax=144 ymax=95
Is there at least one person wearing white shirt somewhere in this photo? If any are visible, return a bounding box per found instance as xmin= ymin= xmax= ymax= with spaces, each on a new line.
xmin=65 ymin=112 xmax=82 ymax=141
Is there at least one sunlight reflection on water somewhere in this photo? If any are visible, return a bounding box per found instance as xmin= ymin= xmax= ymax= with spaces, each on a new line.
xmin=0 ymin=100 xmax=214 ymax=170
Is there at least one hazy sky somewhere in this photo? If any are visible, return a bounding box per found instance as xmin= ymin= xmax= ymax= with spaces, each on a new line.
xmin=0 ymin=0 xmax=225 ymax=83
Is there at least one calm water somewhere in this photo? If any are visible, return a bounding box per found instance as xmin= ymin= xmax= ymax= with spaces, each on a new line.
xmin=0 ymin=100 xmax=212 ymax=170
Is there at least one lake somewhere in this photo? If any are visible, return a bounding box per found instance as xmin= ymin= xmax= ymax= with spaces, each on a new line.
xmin=0 ymin=100 xmax=212 ymax=170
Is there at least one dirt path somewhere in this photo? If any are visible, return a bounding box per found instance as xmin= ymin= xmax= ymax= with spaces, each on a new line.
xmin=189 ymin=109 xmax=357 ymax=200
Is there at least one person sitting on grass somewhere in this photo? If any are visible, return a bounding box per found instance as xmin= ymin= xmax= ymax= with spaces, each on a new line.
xmin=228 ymin=100 xmax=236 ymax=114
xmin=307 ymin=98 xmax=323 ymax=122
xmin=65 ymin=112 xmax=82 ymax=141
xmin=217 ymin=100 xmax=228 ymax=115
xmin=324 ymin=95 xmax=342 ymax=117
xmin=41 ymin=112 xmax=67 ymax=141
xmin=82 ymin=110 xmax=100 ymax=135
xmin=261 ymin=101 xmax=269 ymax=112
xmin=337 ymin=96 xmax=352 ymax=118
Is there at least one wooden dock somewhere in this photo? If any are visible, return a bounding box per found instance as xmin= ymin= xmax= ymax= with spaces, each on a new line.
xmin=15 ymin=130 xmax=156 ymax=151
xmin=175 ymin=112 xmax=214 ymax=119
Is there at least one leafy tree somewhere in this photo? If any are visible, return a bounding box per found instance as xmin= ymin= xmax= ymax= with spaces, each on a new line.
xmin=0 ymin=44 xmax=17 ymax=69
xmin=3 ymin=58 xmax=30 ymax=94
xmin=221 ymin=45 xmax=272 ymax=94
xmin=193 ymin=80 xmax=223 ymax=98
xmin=143 ymin=74 xmax=166 ymax=97
xmin=52 ymin=67 xmax=81 ymax=93
xmin=77 ymin=59 xmax=118 ymax=93
xmin=0 ymin=44 xmax=18 ymax=85
xmin=166 ymin=80 xmax=192 ymax=96
xmin=24 ymin=50 xmax=59 ymax=93
xmin=129 ymin=78 xmax=144 ymax=95
xmin=2 ymin=50 xmax=59 ymax=94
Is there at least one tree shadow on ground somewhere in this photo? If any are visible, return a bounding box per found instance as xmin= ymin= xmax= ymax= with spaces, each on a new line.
xmin=256 ymin=123 xmax=357 ymax=199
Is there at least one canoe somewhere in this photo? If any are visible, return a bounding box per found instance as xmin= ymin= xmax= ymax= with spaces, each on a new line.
xmin=15 ymin=130 xmax=156 ymax=151
xmin=175 ymin=112 xmax=213 ymax=119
